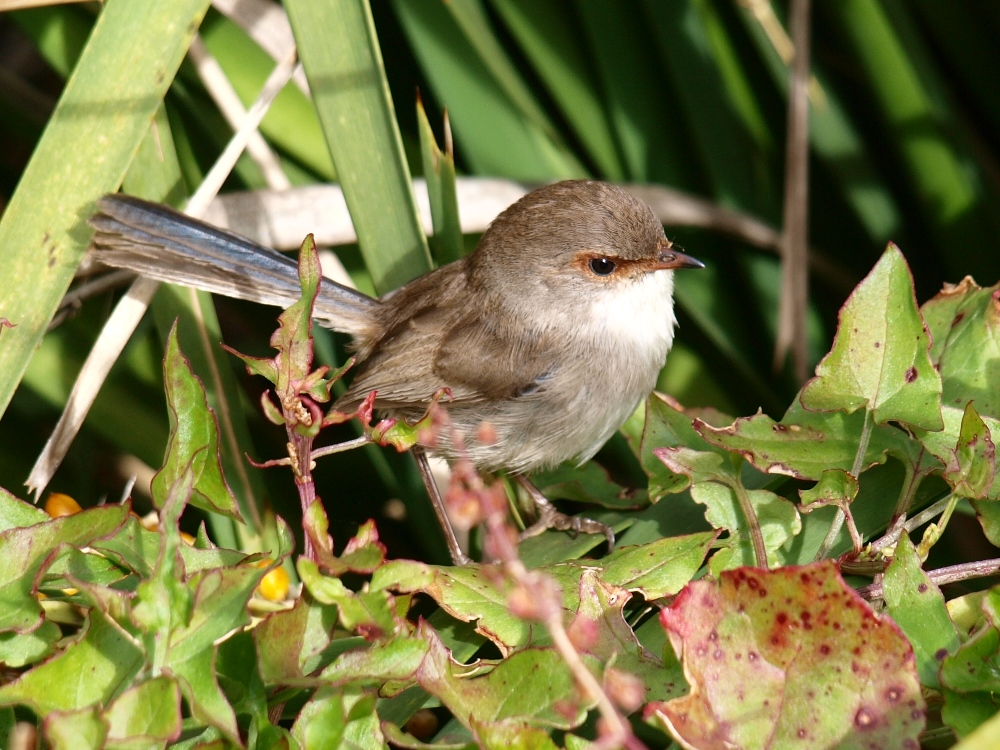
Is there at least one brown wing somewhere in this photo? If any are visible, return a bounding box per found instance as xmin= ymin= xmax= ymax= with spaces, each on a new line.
xmin=336 ymin=307 xmax=557 ymax=413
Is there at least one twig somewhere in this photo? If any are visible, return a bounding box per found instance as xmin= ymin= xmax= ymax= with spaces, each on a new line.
xmin=774 ymin=0 xmax=811 ymax=382
xmin=857 ymin=558 xmax=1000 ymax=600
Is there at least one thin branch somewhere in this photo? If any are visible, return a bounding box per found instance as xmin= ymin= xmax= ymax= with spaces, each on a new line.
xmin=774 ymin=0 xmax=812 ymax=382
xmin=858 ymin=558 xmax=1000 ymax=600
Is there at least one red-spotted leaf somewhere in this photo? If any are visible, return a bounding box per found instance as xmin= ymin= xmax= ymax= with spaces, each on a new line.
xmin=649 ymin=562 xmax=924 ymax=750
xmin=801 ymin=245 xmax=942 ymax=431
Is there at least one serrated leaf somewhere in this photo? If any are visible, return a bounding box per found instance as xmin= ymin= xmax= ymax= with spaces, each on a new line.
xmin=152 ymin=324 xmax=242 ymax=521
xmin=882 ymin=535 xmax=960 ymax=689
xmin=801 ymin=244 xmax=942 ymax=431
xmin=650 ymin=562 xmax=925 ymax=749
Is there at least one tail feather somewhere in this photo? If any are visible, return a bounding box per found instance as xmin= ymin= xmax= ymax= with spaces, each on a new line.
xmin=89 ymin=194 xmax=380 ymax=336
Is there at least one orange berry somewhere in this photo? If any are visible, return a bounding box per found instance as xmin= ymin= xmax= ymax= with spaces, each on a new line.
xmin=180 ymin=532 xmax=196 ymax=546
xmin=45 ymin=493 xmax=82 ymax=518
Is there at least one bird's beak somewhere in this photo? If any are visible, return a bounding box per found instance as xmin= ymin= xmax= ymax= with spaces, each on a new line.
xmin=653 ymin=239 xmax=704 ymax=270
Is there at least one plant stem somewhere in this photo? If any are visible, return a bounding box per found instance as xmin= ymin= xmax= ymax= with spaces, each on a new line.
xmin=732 ymin=480 xmax=769 ymax=568
xmin=815 ymin=408 xmax=872 ymax=560
xmin=857 ymin=557 xmax=1000 ymax=599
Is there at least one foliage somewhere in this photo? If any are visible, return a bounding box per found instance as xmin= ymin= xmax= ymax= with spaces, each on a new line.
xmin=2 ymin=1 xmax=1000 ymax=748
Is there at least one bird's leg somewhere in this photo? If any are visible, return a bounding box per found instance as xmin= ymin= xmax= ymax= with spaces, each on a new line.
xmin=413 ymin=446 xmax=471 ymax=565
xmin=515 ymin=475 xmax=615 ymax=551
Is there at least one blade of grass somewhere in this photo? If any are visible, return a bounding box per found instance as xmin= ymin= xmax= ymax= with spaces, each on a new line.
xmin=284 ymin=0 xmax=432 ymax=293
xmin=416 ymin=98 xmax=462 ymax=266
xmin=490 ymin=0 xmax=625 ymax=181
xmin=0 ymin=0 xmax=213 ymax=420
xmin=391 ymin=0 xmax=585 ymax=181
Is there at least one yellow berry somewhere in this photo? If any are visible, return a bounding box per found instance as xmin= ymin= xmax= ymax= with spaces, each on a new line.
xmin=180 ymin=532 xmax=196 ymax=546
xmin=257 ymin=565 xmax=290 ymax=602
xmin=45 ymin=493 xmax=82 ymax=518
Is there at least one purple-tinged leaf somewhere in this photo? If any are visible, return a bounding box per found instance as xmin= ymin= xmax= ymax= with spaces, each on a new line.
xmin=650 ymin=562 xmax=924 ymax=749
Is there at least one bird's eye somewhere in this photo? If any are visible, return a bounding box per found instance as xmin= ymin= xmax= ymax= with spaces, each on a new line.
xmin=588 ymin=257 xmax=617 ymax=276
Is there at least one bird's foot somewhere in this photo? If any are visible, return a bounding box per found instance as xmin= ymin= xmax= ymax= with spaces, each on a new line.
xmin=516 ymin=477 xmax=615 ymax=551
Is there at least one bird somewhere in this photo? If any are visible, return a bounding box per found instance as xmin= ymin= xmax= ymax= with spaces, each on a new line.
xmin=89 ymin=180 xmax=703 ymax=563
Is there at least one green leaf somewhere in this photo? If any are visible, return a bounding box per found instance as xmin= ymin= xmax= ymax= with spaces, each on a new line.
xmin=285 ymin=0 xmax=432 ymax=293
xmin=151 ymin=324 xmax=242 ymax=520
xmin=0 ymin=503 xmax=128 ymax=634
xmin=882 ymin=535 xmax=960 ymax=689
xmin=690 ymin=483 xmax=800 ymax=572
xmin=44 ymin=706 xmax=107 ymax=750
xmin=799 ymin=469 xmax=860 ymax=511
xmin=417 ymin=97 xmax=463 ymax=267
xmin=103 ymin=676 xmax=182 ymax=747
xmin=698 ymin=402 xmax=908 ymax=481
xmin=650 ymin=562 xmax=924 ymax=749
xmin=915 ymin=405 xmax=1000 ymax=502
xmin=641 ymin=394 xmax=723 ymax=501
xmin=0 ymin=612 xmax=144 ymax=715
xmin=570 ymin=571 xmax=684 ymax=704
xmin=531 ymin=461 xmax=646 ymax=511
xmin=299 ymin=558 xmax=399 ymax=639
xmin=941 ymin=589 xmax=1000 ymax=695
xmin=0 ymin=487 xmax=47 ymax=532
xmin=255 ymin=594 xmax=338 ymax=683
xmin=373 ymin=560 xmax=529 ymax=652
xmin=921 ymin=278 xmax=1000 ymax=421
xmin=0 ymin=620 xmax=60 ymax=669
xmin=800 ymin=244 xmax=942 ymax=431
xmin=292 ymin=686 xmax=382 ymax=750
xmin=599 ymin=532 xmax=718 ymax=600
